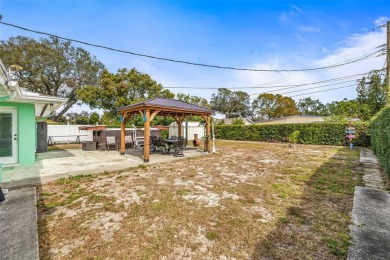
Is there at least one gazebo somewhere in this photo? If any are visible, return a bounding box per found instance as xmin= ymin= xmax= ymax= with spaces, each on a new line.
xmin=117 ymin=98 xmax=214 ymax=162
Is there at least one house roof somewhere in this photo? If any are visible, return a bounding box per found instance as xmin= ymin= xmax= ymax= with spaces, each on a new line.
xmin=255 ymin=115 xmax=324 ymax=123
xmin=118 ymin=98 xmax=213 ymax=115
xmin=215 ymin=117 xmax=254 ymax=125
xmin=0 ymin=59 xmax=67 ymax=117
xmin=78 ymin=125 xmax=107 ymax=131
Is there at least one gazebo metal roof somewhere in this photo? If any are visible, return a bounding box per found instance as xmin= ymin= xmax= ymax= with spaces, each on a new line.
xmin=118 ymin=98 xmax=214 ymax=115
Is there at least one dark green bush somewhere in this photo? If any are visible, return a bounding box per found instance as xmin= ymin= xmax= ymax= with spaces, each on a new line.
xmin=370 ymin=107 xmax=390 ymax=176
xmin=215 ymin=122 xmax=370 ymax=147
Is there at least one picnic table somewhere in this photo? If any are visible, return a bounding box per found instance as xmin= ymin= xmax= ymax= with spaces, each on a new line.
xmin=47 ymin=135 xmax=88 ymax=145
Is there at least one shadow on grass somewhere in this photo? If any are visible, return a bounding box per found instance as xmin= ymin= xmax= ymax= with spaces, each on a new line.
xmin=252 ymin=146 xmax=362 ymax=259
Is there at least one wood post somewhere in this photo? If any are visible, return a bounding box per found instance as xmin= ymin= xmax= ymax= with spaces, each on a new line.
xmin=177 ymin=120 xmax=183 ymax=137
xmin=205 ymin=115 xmax=211 ymax=152
xmin=120 ymin=113 xmax=126 ymax=155
xmin=143 ymin=109 xmax=150 ymax=162
xmin=173 ymin=116 xmax=184 ymax=137
xmin=201 ymin=114 xmax=211 ymax=152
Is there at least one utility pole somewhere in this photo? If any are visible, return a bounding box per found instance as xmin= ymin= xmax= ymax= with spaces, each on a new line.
xmin=387 ymin=20 xmax=390 ymax=104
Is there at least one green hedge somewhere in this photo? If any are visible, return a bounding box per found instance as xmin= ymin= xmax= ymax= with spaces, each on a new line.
xmin=370 ymin=107 xmax=390 ymax=176
xmin=215 ymin=122 xmax=370 ymax=147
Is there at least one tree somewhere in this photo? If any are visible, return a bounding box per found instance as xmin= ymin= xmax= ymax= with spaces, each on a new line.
xmin=89 ymin=112 xmax=100 ymax=125
xmin=252 ymin=93 xmax=298 ymax=120
xmin=356 ymin=71 xmax=386 ymax=118
xmin=78 ymin=68 xmax=175 ymax=118
xmin=297 ymin=97 xmax=327 ymax=116
xmin=0 ymin=36 xmax=105 ymax=121
xmin=176 ymin=93 xmax=210 ymax=108
xmin=324 ymin=98 xmax=370 ymax=122
xmin=210 ymin=88 xmax=250 ymax=117
xmin=231 ymin=118 xmax=245 ymax=125
xmin=65 ymin=111 xmax=90 ymax=124
xmin=175 ymin=93 xmax=211 ymax=122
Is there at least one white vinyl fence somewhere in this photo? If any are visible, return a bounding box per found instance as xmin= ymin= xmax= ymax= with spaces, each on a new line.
xmin=47 ymin=124 xmax=93 ymax=144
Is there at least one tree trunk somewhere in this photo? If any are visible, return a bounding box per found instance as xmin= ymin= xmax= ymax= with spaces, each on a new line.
xmin=53 ymin=101 xmax=76 ymax=122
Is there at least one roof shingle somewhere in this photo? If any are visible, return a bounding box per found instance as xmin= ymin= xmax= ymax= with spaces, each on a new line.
xmin=118 ymin=98 xmax=213 ymax=113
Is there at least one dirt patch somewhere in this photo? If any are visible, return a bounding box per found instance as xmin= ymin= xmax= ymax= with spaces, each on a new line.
xmin=37 ymin=141 xmax=362 ymax=259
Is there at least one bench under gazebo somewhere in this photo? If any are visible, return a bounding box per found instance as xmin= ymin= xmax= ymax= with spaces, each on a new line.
xmin=118 ymin=98 xmax=214 ymax=162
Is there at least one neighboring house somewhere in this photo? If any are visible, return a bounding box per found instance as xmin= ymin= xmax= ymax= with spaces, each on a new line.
xmin=215 ymin=118 xmax=254 ymax=125
xmin=256 ymin=115 xmax=324 ymax=125
xmin=0 ymin=60 xmax=67 ymax=165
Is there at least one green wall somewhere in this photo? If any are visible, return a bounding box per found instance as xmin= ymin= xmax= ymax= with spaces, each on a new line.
xmin=0 ymin=102 xmax=36 ymax=165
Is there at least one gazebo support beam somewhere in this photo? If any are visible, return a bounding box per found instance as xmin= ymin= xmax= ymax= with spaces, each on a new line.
xmin=143 ymin=109 xmax=151 ymax=162
xmin=120 ymin=112 xmax=128 ymax=155
xmin=173 ymin=115 xmax=185 ymax=137
xmin=201 ymin=114 xmax=211 ymax=152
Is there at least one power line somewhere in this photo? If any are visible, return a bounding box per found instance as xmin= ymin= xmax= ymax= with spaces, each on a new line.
xmin=249 ymin=73 xmax=366 ymax=96
xmin=371 ymin=23 xmax=387 ymax=31
xmin=277 ymin=80 xmax=357 ymax=95
xmin=289 ymin=84 xmax=356 ymax=98
xmin=246 ymin=47 xmax=382 ymax=87
xmin=165 ymin=73 xmax=368 ymax=90
xmin=0 ymin=20 xmax=382 ymax=72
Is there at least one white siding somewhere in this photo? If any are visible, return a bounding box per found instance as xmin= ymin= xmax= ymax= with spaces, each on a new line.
xmin=169 ymin=122 xmax=206 ymax=140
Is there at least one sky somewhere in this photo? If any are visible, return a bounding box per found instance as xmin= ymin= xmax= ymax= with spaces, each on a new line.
xmin=0 ymin=0 xmax=388 ymax=114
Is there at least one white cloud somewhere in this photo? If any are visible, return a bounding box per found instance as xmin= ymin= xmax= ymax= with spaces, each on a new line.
xmin=279 ymin=4 xmax=303 ymax=23
xmin=232 ymin=19 xmax=386 ymax=104
xmin=297 ymin=25 xmax=320 ymax=33
xmin=279 ymin=13 xmax=288 ymax=23
xmin=374 ymin=17 xmax=388 ymax=27
xmin=290 ymin=4 xmax=302 ymax=14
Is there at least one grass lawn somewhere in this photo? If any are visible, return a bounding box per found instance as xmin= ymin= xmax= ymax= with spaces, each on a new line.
xmin=37 ymin=141 xmax=362 ymax=259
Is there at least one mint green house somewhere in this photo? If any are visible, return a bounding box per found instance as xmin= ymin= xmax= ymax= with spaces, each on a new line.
xmin=0 ymin=60 xmax=67 ymax=166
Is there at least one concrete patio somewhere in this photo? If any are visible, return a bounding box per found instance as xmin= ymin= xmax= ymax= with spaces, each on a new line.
xmin=1 ymin=147 xmax=207 ymax=188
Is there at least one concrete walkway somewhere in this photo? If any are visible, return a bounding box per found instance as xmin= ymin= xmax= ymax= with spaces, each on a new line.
xmin=1 ymin=148 xmax=206 ymax=189
xmin=0 ymin=147 xmax=207 ymax=259
xmin=0 ymin=187 xmax=39 ymax=260
xmin=348 ymin=149 xmax=390 ymax=259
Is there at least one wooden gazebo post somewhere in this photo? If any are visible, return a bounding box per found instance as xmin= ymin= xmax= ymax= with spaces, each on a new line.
xmin=174 ymin=116 xmax=184 ymax=137
xmin=202 ymin=115 xmax=211 ymax=152
xmin=120 ymin=112 xmax=127 ymax=155
xmin=143 ymin=109 xmax=150 ymax=162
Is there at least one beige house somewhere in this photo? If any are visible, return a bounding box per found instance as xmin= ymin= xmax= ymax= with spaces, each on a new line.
xmin=215 ymin=118 xmax=254 ymax=125
xmin=256 ymin=115 xmax=324 ymax=125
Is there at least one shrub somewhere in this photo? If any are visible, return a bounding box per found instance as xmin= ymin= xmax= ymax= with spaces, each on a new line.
xmin=370 ymin=106 xmax=390 ymax=176
xmin=214 ymin=122 xmax=370 ymax=147
xmin=289 ymin=130 xmax=300 ymax=144
xmin=160 ymin=129 xmax=169 ymax=139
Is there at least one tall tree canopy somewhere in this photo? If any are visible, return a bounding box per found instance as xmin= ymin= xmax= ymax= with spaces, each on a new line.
xmin=356 ymin=71 xmax=386 ymax=118
xmin=78 ymin=68 xmax=174 ymax=117
xmin=252 ymin=93 xmax=299 ymax=120
xmin=0 ymin=36 xmax=105 ymax=121
xmin=176 ymin=93 xmax=210 ymax=108
xmin=297 ymin=97 xmax=327 ymax=116
xmin=210 ymin=88 xmax=251 ymax=118
xmin=324 ymin=98 xmax=370 ymax=122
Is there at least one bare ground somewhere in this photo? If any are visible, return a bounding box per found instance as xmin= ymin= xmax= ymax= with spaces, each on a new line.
xmin=37 ymin=141 xmax=362 ymax=259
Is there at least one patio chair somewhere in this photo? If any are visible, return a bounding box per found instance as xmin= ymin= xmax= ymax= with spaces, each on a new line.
xmin=151 ymin=136 xmax=159 ymax=152
xmin=172 ymin=137 xmax=185 ymax=156
xmin=170 ymin=135 xmax=178 ymax=140
xmin=158 ymin=137 xmax=169 ymax=154
xmin=106 ymin=136 xmax=118 ymax=151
